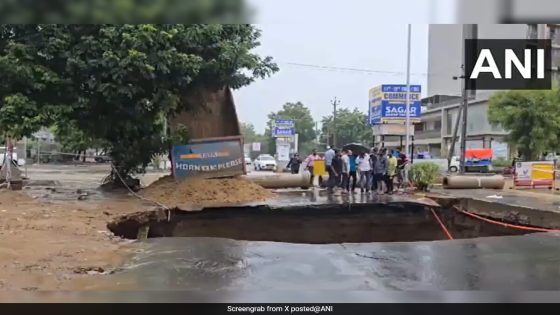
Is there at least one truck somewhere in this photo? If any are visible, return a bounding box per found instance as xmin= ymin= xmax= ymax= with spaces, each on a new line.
xmin=168 ymin=87 xmax=247 ymax=179
xmin=463 ymin=148 xmax=493 ymax=173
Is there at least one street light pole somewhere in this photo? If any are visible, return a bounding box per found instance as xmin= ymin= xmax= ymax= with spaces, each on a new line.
xmin=331 ymin=97 xmax=340 ymax=148
xmin=459 ymin=64 xmax=469 ymax=174
xmin=405 ymin=24 xmax=412 ymax=161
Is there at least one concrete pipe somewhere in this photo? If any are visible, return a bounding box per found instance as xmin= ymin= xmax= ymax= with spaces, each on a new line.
xmin=243 ymin=173 xmax=312 ymax=189
xmin=442 ymin=175 xmax=505 ymax=189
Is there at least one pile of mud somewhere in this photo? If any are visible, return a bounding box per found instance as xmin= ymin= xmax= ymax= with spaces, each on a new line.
xmin=141 ymin=176 xmax=274 ymax=208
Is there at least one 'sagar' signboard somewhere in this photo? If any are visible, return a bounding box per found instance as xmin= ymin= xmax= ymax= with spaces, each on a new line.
xmin=369 ymin=84 xmax=422 ymax=125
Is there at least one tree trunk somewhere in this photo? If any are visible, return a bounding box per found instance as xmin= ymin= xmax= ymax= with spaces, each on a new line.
xmin=82 ymin=150 xmax=86 ymax=162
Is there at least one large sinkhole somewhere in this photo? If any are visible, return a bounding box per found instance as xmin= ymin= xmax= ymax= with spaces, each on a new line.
xmin=107 ymin=202 xmax=534 ymax=243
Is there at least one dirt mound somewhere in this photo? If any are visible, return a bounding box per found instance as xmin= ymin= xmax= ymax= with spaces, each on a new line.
xmin=141 ymin=175 xmax=273 ymax=208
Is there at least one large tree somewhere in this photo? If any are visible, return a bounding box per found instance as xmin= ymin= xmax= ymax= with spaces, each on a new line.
xmin=265 ymin=102 xmax=317 ymax=155
xmin=320 ymin=108 xmax=371 ymax=148
xmin=240 ymin=122 xmax=267 ymax=157
xmin=51 ymin=122 xmax=107 ymax=161
xmin=0 ymin=24 xmax=277 ymax=183
xmin=0 ymin=0 xmax=250 ymax=24
xmin=240 ymin=122 xmax=266 ymax=144
xmin=488 ymin=88 xmax=560 ymax=160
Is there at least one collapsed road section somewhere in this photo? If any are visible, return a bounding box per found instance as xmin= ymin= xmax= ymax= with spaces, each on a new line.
xmin=107 ymin=200 xmax=534 ymax=243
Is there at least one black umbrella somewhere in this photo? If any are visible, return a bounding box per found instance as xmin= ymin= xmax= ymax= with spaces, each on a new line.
xmin=342 ymin=143 xmax=369 ymax=155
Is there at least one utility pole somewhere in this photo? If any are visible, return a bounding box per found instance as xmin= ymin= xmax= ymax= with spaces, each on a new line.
xmin=404 ymin=24 xmax=412 ymax=164
xmin=458 ymin=24 xmax=477 ymax=174
xmin=449 ymin=64 xmax=466 ymax=169
xmin=331 ymin=97 xmax=340 ymax=148
xmin=459 ymin=64 xmax=469 ymax=174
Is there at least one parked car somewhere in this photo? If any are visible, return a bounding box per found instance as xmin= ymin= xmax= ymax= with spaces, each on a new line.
xmin=254 ymin=154 xmax=277 ymax=171
xmin=448 ymin=156 xmax=460 ymax=172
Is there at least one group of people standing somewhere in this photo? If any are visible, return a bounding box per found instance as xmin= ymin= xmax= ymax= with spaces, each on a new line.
xmin=302 ymin=146 xmax=408 ymax=195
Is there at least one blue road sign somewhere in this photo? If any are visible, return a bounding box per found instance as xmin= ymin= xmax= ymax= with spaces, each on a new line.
xmin=273 ymin=127 xmax=295 ymax=137
xmin=274 ymin=119 xmax=295 ymax=127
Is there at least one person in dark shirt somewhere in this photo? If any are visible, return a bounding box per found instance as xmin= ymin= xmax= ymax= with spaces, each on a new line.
xmin=347 ymin=150 xmax=357 ymax=193
xmin=396 ymin=147 xmax=408 ymax=190
xmin=332 ymin=150 xmax=343 ymax=189
xmin=286 ymin=153 xmax=302 ymax=174
xmin=369 ymin=147 xmax=379 ymax=192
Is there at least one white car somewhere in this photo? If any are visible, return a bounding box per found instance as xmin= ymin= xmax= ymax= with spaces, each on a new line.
xmin=254 ymin=154 xmax=277 ymax=171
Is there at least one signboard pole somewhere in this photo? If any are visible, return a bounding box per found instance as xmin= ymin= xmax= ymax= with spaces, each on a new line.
xmin=404 ymin=24 xmax=412 ymax=189
xmin=331 ymin=97 xmax=339 ymax=148
xmin=404 ymin=24 xmax=411 ymax=158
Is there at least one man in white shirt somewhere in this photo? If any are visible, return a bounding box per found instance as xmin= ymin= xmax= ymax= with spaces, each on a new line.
xmin=355 ymin=152 xmax=371 ymax=193
xmin=324 ymin=146 xmax=336 ymax=193
xmin=339 ymin=149 xmax=351 ymax=194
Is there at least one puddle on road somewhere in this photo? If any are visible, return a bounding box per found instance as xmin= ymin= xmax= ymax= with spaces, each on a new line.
xmin=108 ymin=203 xmax=533 ymax=243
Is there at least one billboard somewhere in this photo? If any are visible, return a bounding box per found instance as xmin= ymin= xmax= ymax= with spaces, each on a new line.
xmin=272 ymin=119 xmax=295 ymax=137
xmin=252 ymin=142 xmax=261 ymax=152
xmin=172 ymin=136 xmax=245 ymax=179
xmin=369 ymin=84 xmax=422 ymax=125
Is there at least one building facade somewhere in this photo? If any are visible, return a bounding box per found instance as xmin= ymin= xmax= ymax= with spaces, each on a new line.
xmin=414 ymin=24 xmax=560 ymax=159
xmin=413 ymin=92 xmax=510 ymax=159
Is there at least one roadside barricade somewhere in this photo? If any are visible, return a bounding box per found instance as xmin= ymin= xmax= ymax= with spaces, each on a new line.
xmin=513 ymin=160 xmax=556 ymax=189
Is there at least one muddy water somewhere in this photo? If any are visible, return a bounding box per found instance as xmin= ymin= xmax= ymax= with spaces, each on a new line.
xmin=72 ymin=232 xmax=560 ymax=292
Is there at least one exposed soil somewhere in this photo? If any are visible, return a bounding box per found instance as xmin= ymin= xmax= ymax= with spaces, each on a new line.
xmin=0 ymin=174 xmax=273 ymax=290
xmin=108 ymin=203 xmax=532 ymax=243
xmin=141 ymin=175 xmax=274 ymax=209
xmin=0 ymin=189 xmax=146 ymax=290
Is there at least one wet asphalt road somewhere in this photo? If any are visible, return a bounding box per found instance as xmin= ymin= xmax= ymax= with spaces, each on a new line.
xmin=78 ymin=233 xmax=560 ymax=292
xmin=17 ymin=164 xmax=560 ymax=302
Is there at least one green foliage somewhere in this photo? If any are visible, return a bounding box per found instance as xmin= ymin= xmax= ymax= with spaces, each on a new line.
xmin=492 ymin=157 xmax=512 ymax=168
xmin=240 ymin=122 xmax=266 ymax=144
xmin=488 ymin=88 xmax=560 ymax=160
xmin=409 ymin=162 xmax=440 ymax=191
xmin=265 ymin=102 xmax=317 ymax=155
xmin=320 ymin=107 xmax=371 ymax=147
xmin=51 ymin=122 xmax=106 ymax=156
xmin=0 ymin=0 xmax=250 ymax=24
xmin=240 ymin=121 xmax=268 ymax=158
xmin=0 ymin=24 xmax=277 ymax=181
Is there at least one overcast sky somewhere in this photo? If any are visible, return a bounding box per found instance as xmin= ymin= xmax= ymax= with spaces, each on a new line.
xmin=232 ymin=0 xmax=458 ymax=133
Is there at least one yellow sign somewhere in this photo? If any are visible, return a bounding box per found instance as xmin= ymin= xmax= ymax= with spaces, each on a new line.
xmin=313 ymin=160 xmax=327 ymax=176
xmin=369 ymin=86 xmax=382 ymax=100
xmin=531 ymin=162 xmax=554 ymax=181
